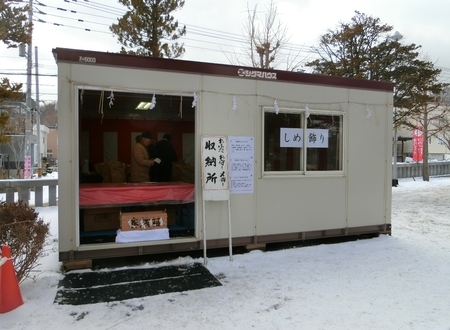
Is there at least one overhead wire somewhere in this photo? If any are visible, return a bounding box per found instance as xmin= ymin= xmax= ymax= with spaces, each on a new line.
xmin=33 ymin=0 xmax=318 ymax=60
xmin=18 ymin=1 xmax=450 ymax=73
xmin=6 ymin=0 xmax=445 ymax=102
xmin=4 ymin=0 xmax=450 ymax=95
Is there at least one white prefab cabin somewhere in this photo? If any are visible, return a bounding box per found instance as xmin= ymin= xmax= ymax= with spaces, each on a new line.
xmin=53 ymin=48 xmax=393 ymax=263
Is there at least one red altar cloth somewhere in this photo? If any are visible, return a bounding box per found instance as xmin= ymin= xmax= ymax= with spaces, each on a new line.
xmin=79 ymin=182 xmax=195 ymax=208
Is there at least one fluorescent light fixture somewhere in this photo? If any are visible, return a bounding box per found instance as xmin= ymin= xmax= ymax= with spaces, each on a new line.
xmin=135 ymin=102 xmax=152 ymax=110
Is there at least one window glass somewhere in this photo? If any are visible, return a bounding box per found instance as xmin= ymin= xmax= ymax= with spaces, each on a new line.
xmin=264 ymin=112 xmax=302 ymax=171
xmin=306 ymin=114 xmax=342 ymax=171
xmin=264 ymin=110 xmax=343 ymax=173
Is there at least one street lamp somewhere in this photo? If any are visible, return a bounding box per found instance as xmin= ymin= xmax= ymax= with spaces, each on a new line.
xmin=390 ymin=31 xmax=403 ymax=187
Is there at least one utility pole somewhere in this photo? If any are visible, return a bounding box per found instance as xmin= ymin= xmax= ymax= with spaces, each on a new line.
xmin=35 ymin=46 xmax=42 ymax=176
xmin=23 ymin=0 xmax=33 ymax=179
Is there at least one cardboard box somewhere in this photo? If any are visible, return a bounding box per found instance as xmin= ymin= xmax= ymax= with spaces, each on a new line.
xmin=83 ymin=207 xmax=121 ymax=231
xmin=120 ymin=210 xmax=167 ymax=231
xmin=165 ymin=205 xmax=177 ymax=226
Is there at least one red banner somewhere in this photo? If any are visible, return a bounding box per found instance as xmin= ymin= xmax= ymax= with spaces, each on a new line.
xmin=413 ymin=127 xmax=423 ymax=162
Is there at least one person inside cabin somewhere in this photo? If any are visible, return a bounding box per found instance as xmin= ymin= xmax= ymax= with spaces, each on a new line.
xmin=155 ymin=133 xmax=177 ymax=182
xmin=130 ymin=131 xmax=158 ymax=182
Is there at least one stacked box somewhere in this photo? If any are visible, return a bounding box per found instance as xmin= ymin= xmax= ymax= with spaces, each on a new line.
xmin=83 ymin=207 xmax=121 ymax=231
xmin=120 ymin=210 xmax=167 ymax=231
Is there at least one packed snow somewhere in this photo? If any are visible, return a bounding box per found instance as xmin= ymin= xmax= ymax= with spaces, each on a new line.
xmin=1 ymin=177 xmax=450 ymax=329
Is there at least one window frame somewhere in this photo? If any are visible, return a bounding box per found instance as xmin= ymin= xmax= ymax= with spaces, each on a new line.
xmin=262 ymin=106 xmax=345 ymax=178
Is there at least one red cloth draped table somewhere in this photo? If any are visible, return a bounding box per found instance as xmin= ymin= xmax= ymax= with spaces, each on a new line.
xmin=79 ymin=182 xmax=195 ymax=208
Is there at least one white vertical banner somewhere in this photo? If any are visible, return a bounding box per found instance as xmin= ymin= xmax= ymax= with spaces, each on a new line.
xmin=201 ymin=136 xmax=230 ymax=201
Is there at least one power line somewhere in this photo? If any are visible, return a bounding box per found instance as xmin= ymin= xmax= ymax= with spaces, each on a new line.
xmin=32 ymin=0 xmax=317 ymax=60
xmin=33 ymin=16 xmax=110 ymax=34
xmin=59 ymin=0 xmax=125 ymax=16
xmin=34 ymin=7 xmax=112 ymax=28
xmin=26 ymin=1 xmax=450 ymax=72
xmin=34 ymin=0 xmax=124 ymax=19
xmin=4 ymin=1 xmax=450 ymax=86
xmin=0 ymin=72 xmax=57 ymax=77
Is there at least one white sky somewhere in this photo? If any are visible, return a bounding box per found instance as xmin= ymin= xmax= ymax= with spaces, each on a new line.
xmin=1 ymin=0 xmax=449 ymax=104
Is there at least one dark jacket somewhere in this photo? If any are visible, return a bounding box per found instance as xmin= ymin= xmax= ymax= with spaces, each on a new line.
xmin=155 ymin=138 xmax=177 ymax=182
xmin=148 ymin=143 xmax=158 ymax=181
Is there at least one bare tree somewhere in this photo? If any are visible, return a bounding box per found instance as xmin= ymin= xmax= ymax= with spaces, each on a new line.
xmin=222 ymin=1 xmax=309 ymax=71
xmin=0 ymin=103 xmax=26 ymax=178
xmin=249 ymin=1 xmax=285 ymax=68
xmin=432 ymin=88 xmax=450 ymax=157
xmin=231 ymin=1 xmax=299 ymax=70
xmin=39 ymin=101 xmax=57 ymax=127
xmin=6 ymin=135 xmax=26 ymax=178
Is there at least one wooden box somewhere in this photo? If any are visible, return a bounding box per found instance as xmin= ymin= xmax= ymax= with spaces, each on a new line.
xmin=145 ymin=205 xmax=177 ymax=226
xmin=83 ymin=207 xmax=121 ymax=231
xmin=120 ymin=210 xmax=167 ymax=231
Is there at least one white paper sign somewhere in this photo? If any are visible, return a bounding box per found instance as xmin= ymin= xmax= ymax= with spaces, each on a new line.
xmin=280 ymin=128 xmax=329 ymax=148
xmin=201 ymin=136 xmax=229 ymax=200
xmin=280 ymin=128 xmax=303 ymax=148
xmin=229 ymin=136 xmax=254 ymax=194
xmin=307 ymin=129 xmax=328 ymax=148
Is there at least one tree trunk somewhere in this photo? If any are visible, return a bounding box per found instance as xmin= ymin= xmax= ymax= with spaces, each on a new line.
xmin=422 ymin=110 xmax=429 ymax=181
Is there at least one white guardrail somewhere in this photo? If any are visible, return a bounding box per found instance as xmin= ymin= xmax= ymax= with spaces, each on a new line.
xmin=395 ymin=161 xmax=450 ymax=179
xmin=0 ymin=178 xmax=58 ymax=207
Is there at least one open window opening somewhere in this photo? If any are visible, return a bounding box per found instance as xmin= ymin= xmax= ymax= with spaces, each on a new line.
xmin=77 ymin=88 xmax=196 ymax=245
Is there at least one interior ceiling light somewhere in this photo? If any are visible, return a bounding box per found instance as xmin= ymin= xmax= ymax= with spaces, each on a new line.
xmin=135 ymin=102 xmax=152 ymax=110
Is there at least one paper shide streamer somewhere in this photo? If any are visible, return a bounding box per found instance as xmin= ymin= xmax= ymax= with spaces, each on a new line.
xmin=107 ymin=91 xmax=115 ymax=108
xmin=232 ymin=95 xmax=237 ymax=111
xmin=192 ymin=92 xmax=198 ymax=108
xmin=274 ymin=99 xmax=279 ymax=115
xmin=150 ymin=93 xmax=156 ymax=110
xmin=366 ymin=105 xmax=372 ymax=119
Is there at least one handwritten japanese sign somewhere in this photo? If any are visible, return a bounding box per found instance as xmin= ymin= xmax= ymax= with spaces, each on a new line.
xmin=201 ymin=136 xmax=229 ymax=200
xmin=280 ymin=128 xmax=329 ymax=148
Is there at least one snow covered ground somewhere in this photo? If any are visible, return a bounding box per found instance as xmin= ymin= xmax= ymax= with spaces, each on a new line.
xmin=1 ymin=177 xmax=450 ymax=329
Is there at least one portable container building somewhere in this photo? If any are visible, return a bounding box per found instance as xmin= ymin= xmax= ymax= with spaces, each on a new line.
xmin=53 ymin=48 xmax=393 ymax=265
